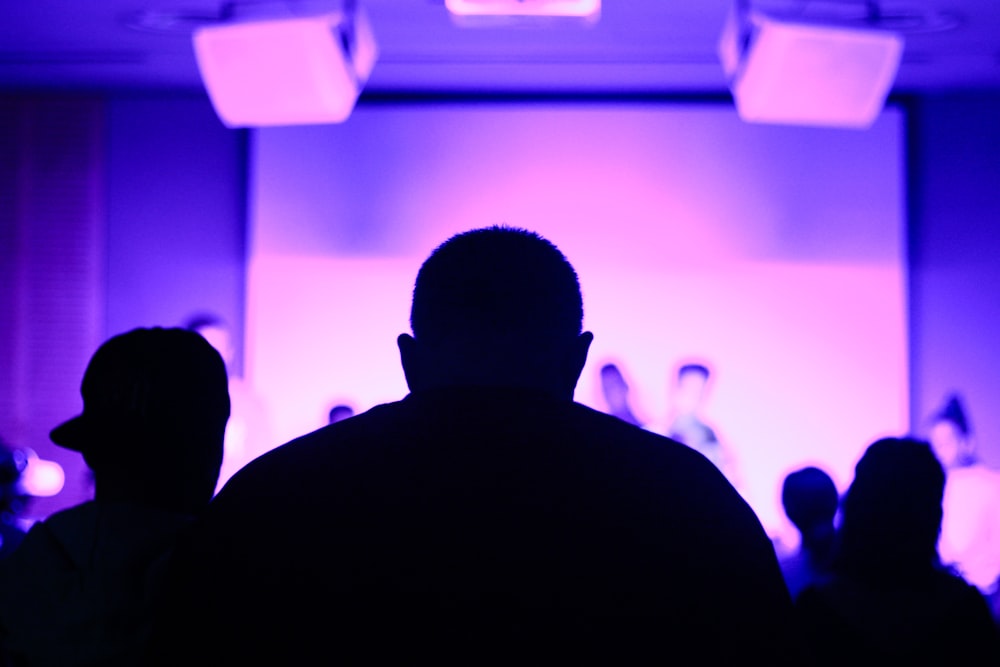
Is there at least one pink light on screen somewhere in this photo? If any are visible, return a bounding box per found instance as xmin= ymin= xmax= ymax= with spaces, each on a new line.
xmin=247 ymin=103 xmax=907 ymax=545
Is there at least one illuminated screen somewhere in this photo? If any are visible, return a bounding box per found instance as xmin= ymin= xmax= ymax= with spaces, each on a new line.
xmin=247 ymin=100 xmax=907 ymax=543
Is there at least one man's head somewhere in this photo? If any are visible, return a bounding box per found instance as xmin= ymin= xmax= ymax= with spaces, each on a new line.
xmin=51 ymin=327 xmax=230 ymax=514
xmin=837 ymin=437 xmax=945 ymax=580
xmin=328 ymin=403 xmax=355 ymax=424
xmin=781 ymin=466 xmax=839 ymax=534
xmin=398 ymin=226 xmax=593 ymax=399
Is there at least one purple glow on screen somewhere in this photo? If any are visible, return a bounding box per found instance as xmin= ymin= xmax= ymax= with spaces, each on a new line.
xmin=247 ymin=102 xmax=906 ymax=543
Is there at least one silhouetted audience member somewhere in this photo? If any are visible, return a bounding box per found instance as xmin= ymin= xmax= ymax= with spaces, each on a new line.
xmin=0 ymin=327 xmax=230 ymax=667
xmin=184 ymin=312 xmax=274 ymax=494
xmin=795 ymin=437 xmax=1000 ymax=665
xmin=598 ymin=361 xmax=643 ymax=427
xmin=927 ymin=394 xmax=1000 ymax=603
xmin=779 ymin=466 xmax=839 ymax=600
xmin=143 ymin=226 xmax=806 ymax=666
xmin=0 ymin=440 xmax=28 ymax=560
xmin=327 ymin=403 xmax=355 ymax=424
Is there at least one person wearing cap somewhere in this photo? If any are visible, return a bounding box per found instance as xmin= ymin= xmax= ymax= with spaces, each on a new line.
xmin=144 ymin=226 xmax=807 ymax=666
xmin=0 ymin=326 xmax=230 ymax=667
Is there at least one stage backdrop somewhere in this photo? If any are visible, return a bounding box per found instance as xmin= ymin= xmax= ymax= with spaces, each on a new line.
xmin=246 ymin=100 xmax=907 ymax=542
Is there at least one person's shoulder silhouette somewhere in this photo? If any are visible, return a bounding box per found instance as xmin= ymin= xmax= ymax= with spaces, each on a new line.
xmin=0 ymin=326 xmax=229 ymax=667
xmin=144 ymin=226 xmax=806 ymax=666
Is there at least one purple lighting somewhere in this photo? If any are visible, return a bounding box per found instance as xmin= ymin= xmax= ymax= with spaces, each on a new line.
xmin=446 ymin=0 xmax=600 ymax=19
xmin=247 ymin=102 xmax=907 ymax=543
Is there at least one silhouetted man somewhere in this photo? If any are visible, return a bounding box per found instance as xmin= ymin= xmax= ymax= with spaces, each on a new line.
xmin=145 ymin=226 xmax=805 ymax=666
xmin=0 ymin=327 xmax=229 ymax=667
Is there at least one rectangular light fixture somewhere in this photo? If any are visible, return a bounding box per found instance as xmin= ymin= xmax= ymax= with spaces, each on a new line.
xmin=192 ymin=8 xmax=377 ymax=128
xmin=446 ymin=0 xmax=600 ymax=19
xmin=718 ymin=6 xmax=903 ymax=129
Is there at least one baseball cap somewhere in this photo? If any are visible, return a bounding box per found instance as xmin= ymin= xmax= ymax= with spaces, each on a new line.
xmin=50 ymin=327 xmax=231 ymax=455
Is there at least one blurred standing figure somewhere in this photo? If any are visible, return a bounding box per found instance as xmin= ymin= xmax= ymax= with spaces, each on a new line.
xmin=0 ymin=327 xmax=229 ymax=667
xmin=184 ymin=313 xmax=274 ymax=494
xmin=666 ymin=361 xmax=742 ymax=491
xmin=927 ymin=394 xmax=1000 ymax=602
xmin=598 ymin=361 xmax=643 ymax=427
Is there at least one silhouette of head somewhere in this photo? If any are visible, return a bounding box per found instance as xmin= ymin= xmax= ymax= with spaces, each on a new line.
xmin=398 ymin=226 xmax=593 ymax=399
xmin=835 ymin=437 xmax=945 ymax=585
xmin=328 ymin=404 xmax=355 ymax=424
xmin=927 ymin=394 xmax=976 ymax=469
xmin=51 ymin=327 xmax=230 ymax=515
xmin=782 ymin=466 xmax=839 ymax=543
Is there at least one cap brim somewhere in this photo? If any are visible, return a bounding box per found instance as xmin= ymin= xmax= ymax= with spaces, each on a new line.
xmin=50 ymin=416 xmax=89 ymax=451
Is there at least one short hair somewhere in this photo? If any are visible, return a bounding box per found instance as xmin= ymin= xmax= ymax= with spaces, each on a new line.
xmin=328 ymin=404 xmax=355 ymax=424
xmin=409 ymin=226 xmax=584 ymax=345
xmin=781 ymin=466 xmax=839 ymax=531
xmin=836 ymin=437 xmax=945 ymax=583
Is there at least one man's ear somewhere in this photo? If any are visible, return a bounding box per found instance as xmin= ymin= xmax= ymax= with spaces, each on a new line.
xmin=397 ymin=333 xmax=423 ymax=392
xmin=563 ymin=331 xmax=594 ymax=397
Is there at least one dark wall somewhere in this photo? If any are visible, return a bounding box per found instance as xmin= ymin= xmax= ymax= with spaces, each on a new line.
xmin=106 ymin=94 xmax=247 ymax=373
xmin=908 ymin=91 xmax=1000 ymax=466
xmin=0 ymin=95 xmax=106 ymax=520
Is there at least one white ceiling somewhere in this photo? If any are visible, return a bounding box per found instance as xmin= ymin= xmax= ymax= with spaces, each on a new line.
xmin=1 ymin=1 xmax=998 ymax=95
